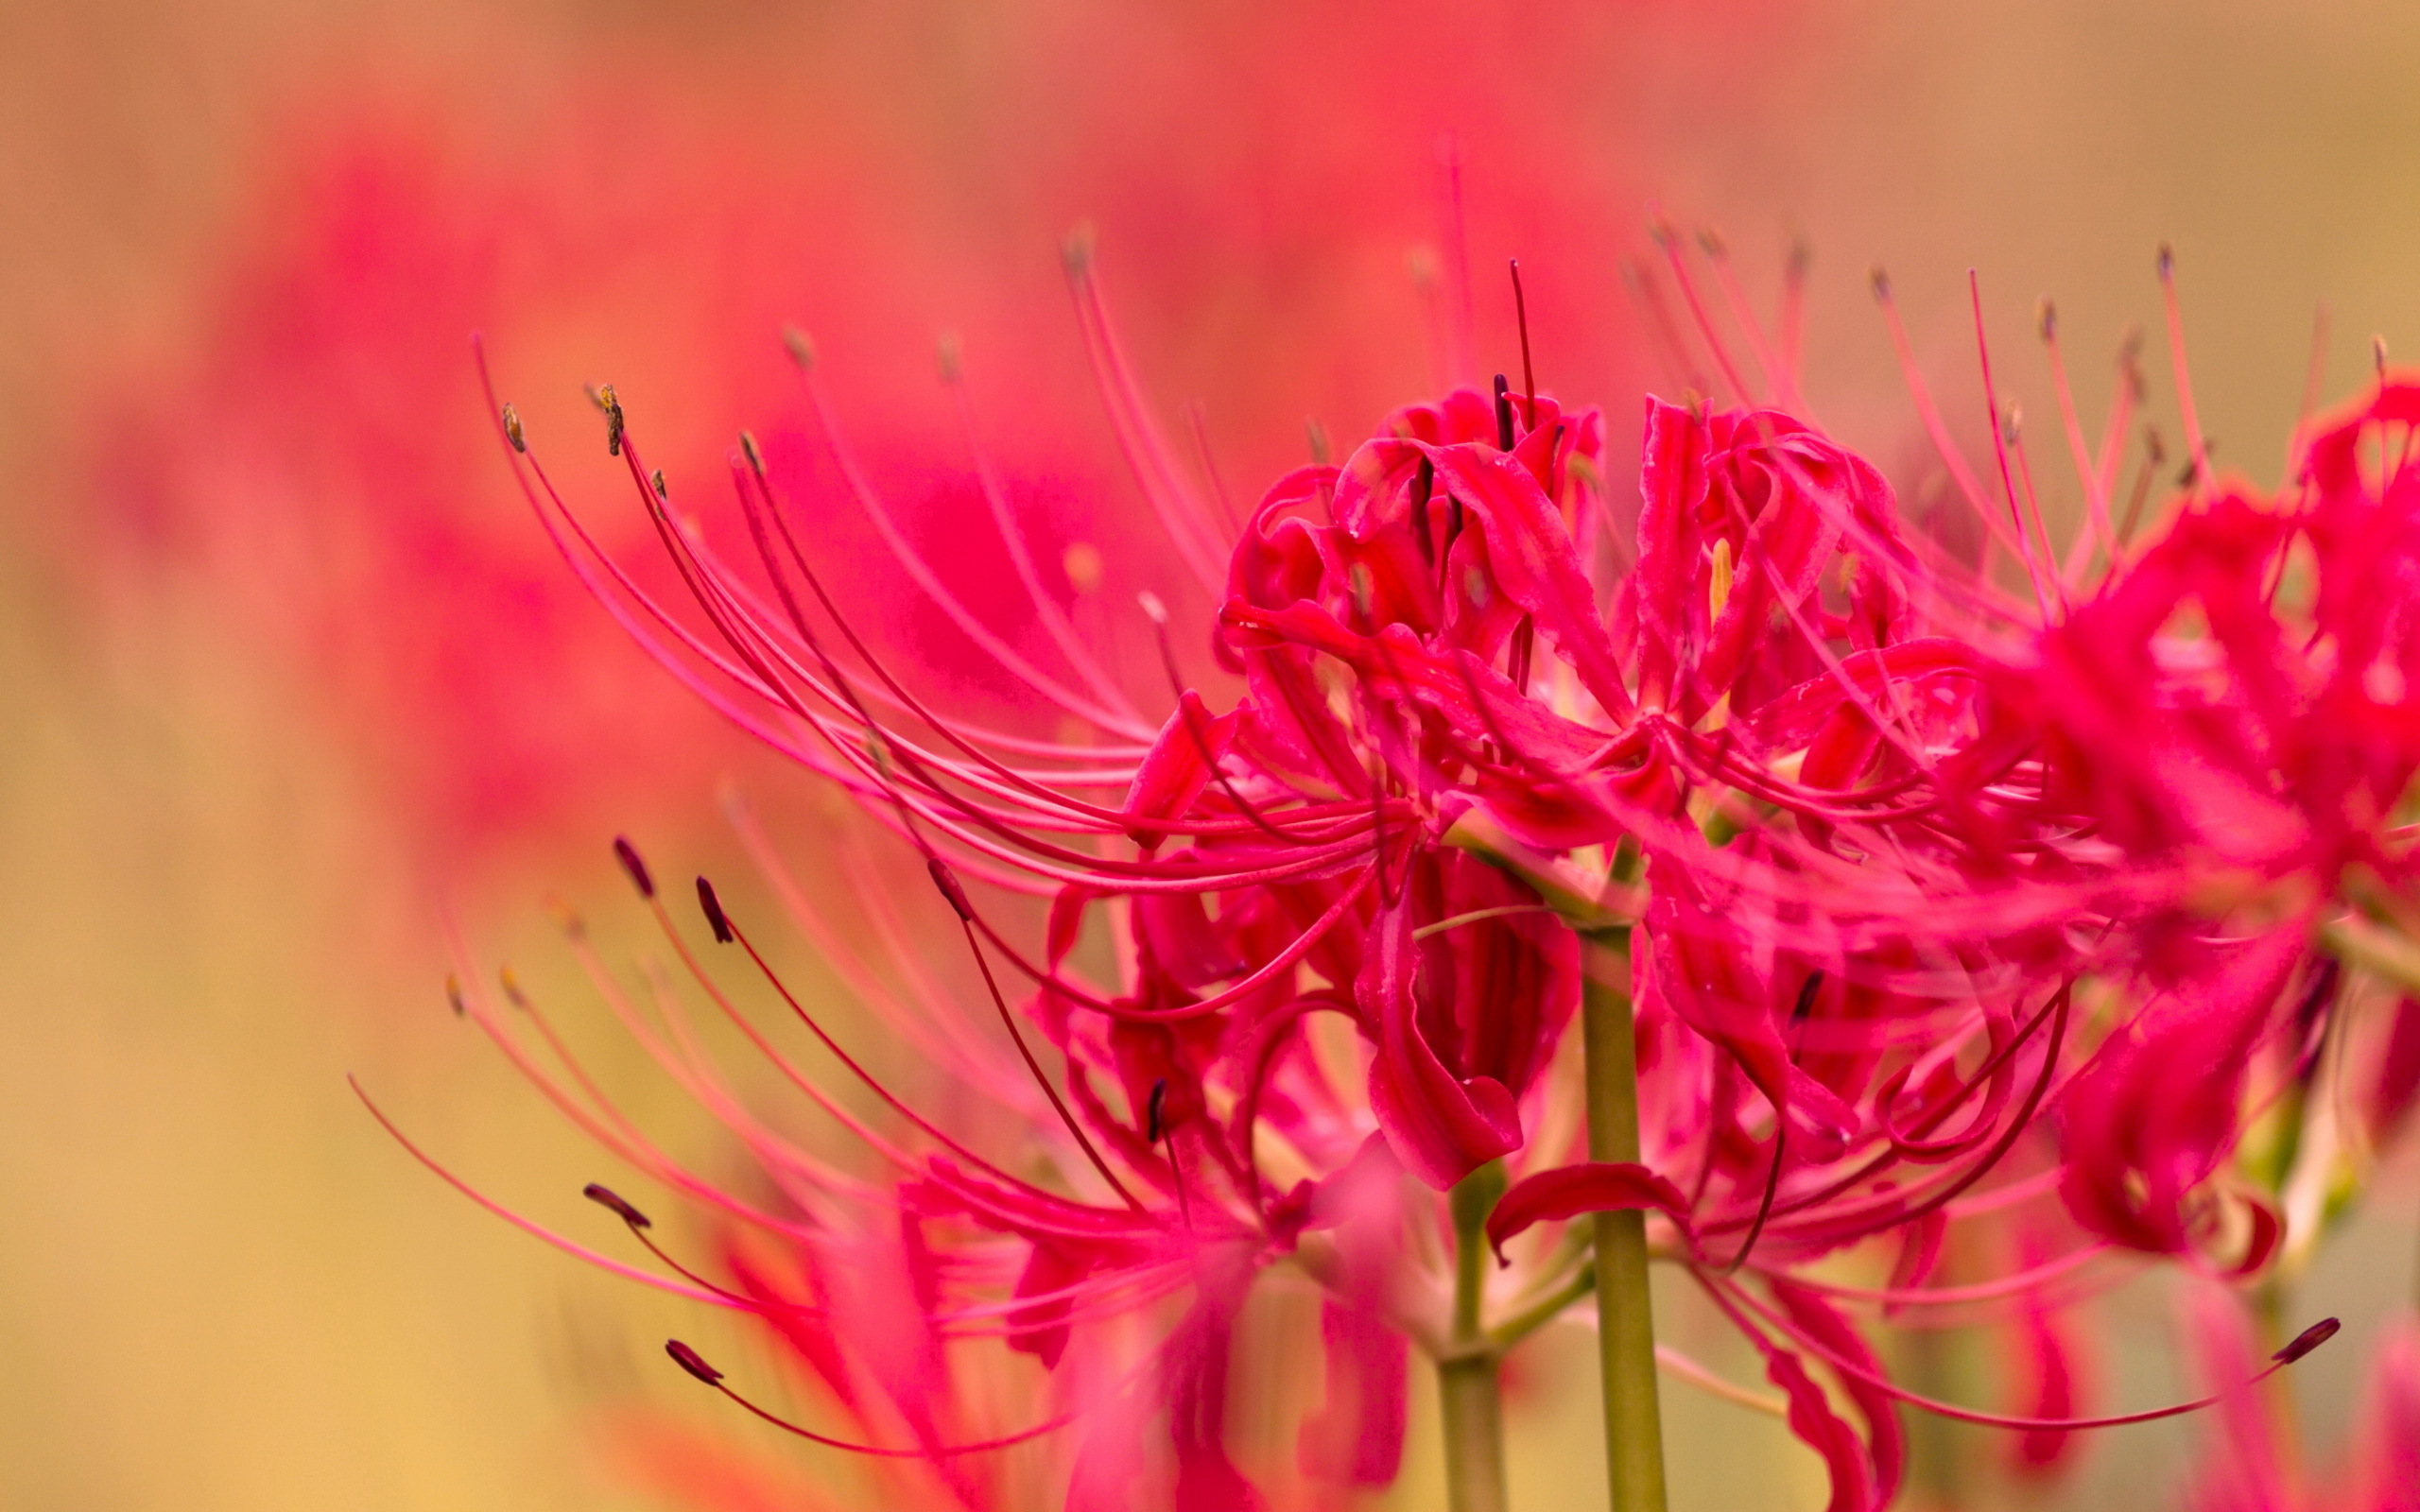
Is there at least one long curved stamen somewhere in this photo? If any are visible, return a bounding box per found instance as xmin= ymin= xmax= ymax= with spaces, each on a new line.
xmin=1649 ymin=213 xmax=1754 ymax=405
xmin=1970 ymin=272 xmax=2056 ymax=624
xmin=925 ymin=858 xmax=1147 ymax=1211
xmin=1703 ymin=1274 xmax=2339 ymax=1433
xmin=664 ymin=1340 xmax=1082 ymax=1456
xmin=2156 ymin=243 xmax=2212 ymax=498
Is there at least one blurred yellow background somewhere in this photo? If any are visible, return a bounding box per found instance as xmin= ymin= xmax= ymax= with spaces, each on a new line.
xmin=6 ymin=2 xmax=2420 ymax=1507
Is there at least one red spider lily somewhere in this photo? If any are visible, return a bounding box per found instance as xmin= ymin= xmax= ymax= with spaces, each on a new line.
xmin=364 ymin=239 xmax=2408 ymax=1510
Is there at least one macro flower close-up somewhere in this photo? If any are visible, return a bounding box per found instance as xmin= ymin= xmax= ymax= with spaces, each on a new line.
xmin=13 ymin=4 xmax=2420 ymax=1510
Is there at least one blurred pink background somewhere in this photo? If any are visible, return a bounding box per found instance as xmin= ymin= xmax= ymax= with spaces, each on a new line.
xmin=7 ymin=2 xmax=2420 ymax=1507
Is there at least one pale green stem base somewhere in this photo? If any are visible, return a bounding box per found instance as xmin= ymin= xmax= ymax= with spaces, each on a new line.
xmin=1440 ymin=1162 xmax=1511 ymax=1512
xmin=1583 ymin=956 xmax=1669 ymax=1512
xmin=1439 ymin=1353 xmax=1510 ymax=1512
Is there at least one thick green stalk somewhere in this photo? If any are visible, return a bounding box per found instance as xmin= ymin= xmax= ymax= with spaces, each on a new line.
xmin=1582 ymin=952 xmax=1668 ymax=1512
xmin=1441 ymin=1162 xmax=1510 ymax=1512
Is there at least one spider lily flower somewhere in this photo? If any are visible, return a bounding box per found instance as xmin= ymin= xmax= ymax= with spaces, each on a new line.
xmin=383 ymin=238 xmax=2392 ymax=1511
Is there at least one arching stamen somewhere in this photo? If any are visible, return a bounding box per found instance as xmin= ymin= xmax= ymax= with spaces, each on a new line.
xmin=664 ymin=1340 xmax=1080 ymax=1455
xmin=1437 ymin=134 xmax=1477 ymax=387
xmin=2038 ymin=298 xmax=2119 ymax=585
xmin=941 ymin=340 xmax=1144 ymax=722
xmin=1411 ymin=904 xmax=1557 ymax=941
xmin=927 ymin=857 xmax=1147 ymax=1211
xmin=1870 ymin=267 xmax=2022 ymax=569
xmin=2003 ymin=404 xmax=2069 ymax=617
xmin=584 ymin=1183 xmax=815 ymax=1314
xmin=2118 ymin=426 xmax=2167 ymax=544
xmin=1509 ymin=260 xmax=1538 ymax=427
xmin=1649 ymin=214 xmax=1753 ymax=404
xmin=1137 ymin=593 xmax=1314 ymax=849
xmin=2280 ymin=306 xmax=2331 ymax=482
xmin=2155 ymin=244 xmax=2212 ymax=498
xmin=350 ymin=1075 xmax=746 ymax=1308
xmin=1970 ymin=271 xmax=2056 ymax=623
xmin=1720 ymin=1120 xmax=1787 ymax=1275
xmin=1778 ymin=235 xmax=1812 ymax=395
xmin=1698 ymin=227 xmax=1793 ymax=412
xmin=1704 ymin=1274 xmax=2340 ymax=1433
xmin=1622 ymin=257 xmax=1704 ymax=398
xmin=1150 ymin=1077 xmax=1194 ymax=1232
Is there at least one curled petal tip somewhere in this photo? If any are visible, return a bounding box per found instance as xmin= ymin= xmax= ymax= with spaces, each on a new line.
xmin=612 ymin=835 xmax=655 ymax=900
xmin=583 ymin=1182 xmax=651 ymax=1229
xmin=696 ymin=876 xmax=733 ymax=944
xmin=665 ymin=1339 xmax=723 ymax=1384
xmin=2273 ymin=1317 xmax=2341 ymax=1365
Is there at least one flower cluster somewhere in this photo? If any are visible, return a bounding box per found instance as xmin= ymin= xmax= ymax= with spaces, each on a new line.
xmin=373 ymin=241 xmax=2420 ymax=1509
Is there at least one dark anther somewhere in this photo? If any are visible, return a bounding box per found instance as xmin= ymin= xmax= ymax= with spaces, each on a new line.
xmin=1493 ymin=373 xmax=1515 ymax=451
xmin=593 ymin=383 xmax=625 ymax=457
xmin=1410 ymin=456 xmax=1437 ymax=567
xmin=1790 ymin=971 xmax=1824 ymax=1026
xmin=1870 ymin=266 xmax=1893 ymax=302
xmin=738 ymin=430 xmax=766 ymax=476
xmin=666 ymin=1339 xmax=724 ymax=1384
xmin=444 ymin=973 xmax=466 ymax=1017
xmin=927 ymin=857 xmax=976 ymax=922
xmin=2274 ymin=1317 xmax=2341 ymax=1365
xmin=782 ymin=326 xmax=816 ymax=370
xmin=1146 ymin=1078 xmax=1169 ymax=1144
xmin=500 ymin=403 xmax=527 ymax=453
xmin=2156 ymin=242 xmax=2175 ymax=280
xmin=649 ymin=469 xmax=667 ymax=499
xmin=583 ymin=1182 xmax=652 ymax=1229
xmin=697 ymin=876 xmax=734 ymax=944
xmin=613 ymin=835 xmax=656 ymax=900
xmin=2037 ymin=298 xmax=2057 ymax=342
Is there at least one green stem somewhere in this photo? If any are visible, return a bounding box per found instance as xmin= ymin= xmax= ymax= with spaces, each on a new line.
xmin=1582 ymin=950 xmax=1668 ymax=1512
xmin=1441 ymin=1162 xmax=1510 ymax=1512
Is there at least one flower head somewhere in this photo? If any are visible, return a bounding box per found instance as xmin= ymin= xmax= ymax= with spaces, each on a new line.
xmin=368 ymin=233 xmax=2402 ymax=1509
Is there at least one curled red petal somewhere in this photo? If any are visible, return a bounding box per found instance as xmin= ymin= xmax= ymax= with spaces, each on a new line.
xmin=1483 ymin=1160 xmax=1693 ymax=1264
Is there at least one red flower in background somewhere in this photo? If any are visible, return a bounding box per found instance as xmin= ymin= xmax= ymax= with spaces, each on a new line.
xmin=72 ymin=1 xmax=1790 ymax=879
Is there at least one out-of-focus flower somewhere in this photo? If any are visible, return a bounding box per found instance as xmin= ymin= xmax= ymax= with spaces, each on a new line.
xmin=73 ymin=1 xmax=1790 ymax=879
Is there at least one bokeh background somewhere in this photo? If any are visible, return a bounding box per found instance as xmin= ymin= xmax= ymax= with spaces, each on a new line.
xmin=6 ymin=1 xmax=2420 ymax=1506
